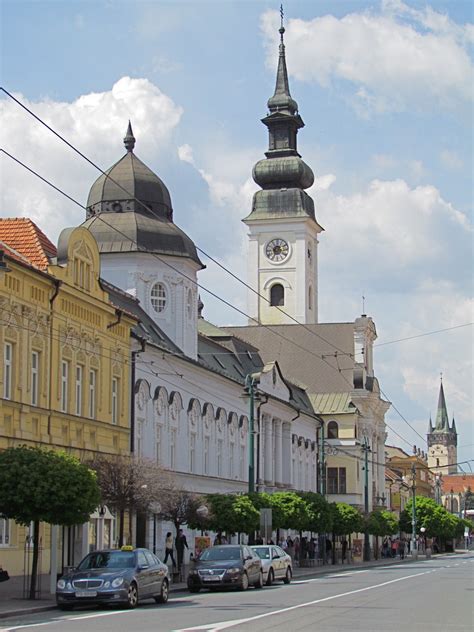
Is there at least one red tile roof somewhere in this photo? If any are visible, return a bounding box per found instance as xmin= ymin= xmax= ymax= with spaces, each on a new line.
xmin=440 ymin=474 xmax=474 ymax=494
xmin=0 ymin=218 xmax=56 ymax=270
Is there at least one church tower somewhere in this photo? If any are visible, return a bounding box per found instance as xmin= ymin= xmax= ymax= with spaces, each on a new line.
xmin=427 ymin=379 xmax=458 ymax=474
xmin=243 ymin=20 xmax=323 ymax=326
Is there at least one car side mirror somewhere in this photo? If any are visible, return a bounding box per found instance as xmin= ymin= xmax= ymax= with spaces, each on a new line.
xmin=138 ymin=564 xmax=149 ymax=571
xmin=245 ymin=555 xmax=253 ymax=561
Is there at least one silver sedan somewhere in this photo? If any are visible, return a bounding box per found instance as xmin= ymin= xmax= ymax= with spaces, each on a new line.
xmin=251 ymin=545 xmax=292 ymax=586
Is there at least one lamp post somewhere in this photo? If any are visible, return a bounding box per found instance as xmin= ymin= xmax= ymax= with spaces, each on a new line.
xmin=242 ymin=374 xmax=259 ymax=494
xmin=361 ymin=437 xmax=371 ymax=562
xmin=403 ymin=463 xmax=417 ymax=557
xmin=434 ymin=474 xmax=442 ymax=505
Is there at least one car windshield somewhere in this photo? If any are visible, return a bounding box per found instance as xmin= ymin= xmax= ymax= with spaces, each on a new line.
xmin=199 ymin=547 xmax=241 ymax=561
xmin=77 ymin=551 xmax=135 ymax=570
xmin=253 ymin=547 xmax=270 ymax=560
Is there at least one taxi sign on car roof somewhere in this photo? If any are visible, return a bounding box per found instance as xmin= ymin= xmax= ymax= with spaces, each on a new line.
xmin=121 ymin=545 xmax=134 ymax=551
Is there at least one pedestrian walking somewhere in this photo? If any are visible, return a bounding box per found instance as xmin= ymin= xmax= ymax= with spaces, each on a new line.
xmin=175 ymin=529 xmax=189 ymax=569
xmin=163 ymin=531 xmax=177 ymax=567
xmin=341 ymin=538 xmax=348 ymax=563
xmin=399 ymin=537 xmax=405 ymax=560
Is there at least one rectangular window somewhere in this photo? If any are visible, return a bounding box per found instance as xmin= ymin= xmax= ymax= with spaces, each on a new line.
xmin=170 ymin=429 xmax=177 ymax=469
xmin=239 ymin=445 xmax=245 ymax=480
xmin=61 ymin=360 xmax=69 ymax=413
xmin=111 ymin=378 xmax=118 ymax=424
xmin=217 ymin=440 xmax=223 ymax=477
xmin=190 ymin=433 xmax=196 ymax=473
xmin=156 ymin=425 xmax=161 ymax=464
xmin=229 ymin=443 xmax=234 ymax=478
xmin=137 ymin=420 xmax=143 ymax=456
xmin=204 ymin=436 xmax=210 ymax=475
xmin=4 ymin=342 xmax=13 ymax=400
xmin=0 ymin=517 xmax=10 ymax=546
xmin=31 ymin=351 xmax=39 ymax=406
xmin=89 ymin=370 xmax=96 ymax=419
xmin=75 ymin=365 xmax=83 ymax=416
xmin=327 ymin=467 xmax=346 ymax=494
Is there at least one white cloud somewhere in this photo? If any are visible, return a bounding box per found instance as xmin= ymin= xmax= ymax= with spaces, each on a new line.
xmin=261 ymin=5 xmax=473 ymax=114
xmin=372 ymin=154 xmax=397 ymax=169
xmin=1 ymin=77 xmax=183 ymax=242
xmin=439 ymin=149 xmax=464 ymax=170
xmin=316 ymin=173 xmax=337 ymax=191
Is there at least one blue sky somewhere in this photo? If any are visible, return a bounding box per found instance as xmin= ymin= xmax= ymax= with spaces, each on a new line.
xmin=1 ymin=0 xmax=473 ymax=467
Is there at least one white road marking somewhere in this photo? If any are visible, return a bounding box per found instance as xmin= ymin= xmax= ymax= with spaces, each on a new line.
xmin=174 ymin=569 xmax=433 ymax=632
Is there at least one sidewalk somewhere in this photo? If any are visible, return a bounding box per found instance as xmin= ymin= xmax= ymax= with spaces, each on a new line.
xmin=0 ymin=553 xmax=445 ymax=620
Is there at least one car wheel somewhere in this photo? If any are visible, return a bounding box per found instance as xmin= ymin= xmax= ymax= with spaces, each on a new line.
xmin=266 ymin=568 xmax=274 ymax=586
xmin=239 ymin=572 xmax=249 ymax=591
xmin=58 ymin=604 xmax=74 ymax=611
xmin=283 ymin=567 xmax=292 ymax=584
xmin=188 ymin=586 xmax=201 ymax=593
xmin=126 ymin=582 xmax=138 ymax=608
xmin=155 ymin=578 xmax=169 ymax=604
xmin=254 ymin=570 xmax=264 ymax=589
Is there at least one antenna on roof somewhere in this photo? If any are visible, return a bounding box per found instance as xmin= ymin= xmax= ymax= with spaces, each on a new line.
xmin=362 ymin=294 xmax=366 ymax=316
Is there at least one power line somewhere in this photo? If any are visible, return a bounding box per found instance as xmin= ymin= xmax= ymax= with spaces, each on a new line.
xmin=375 ymin=323 xmax=473 ymax=348
xmin=0 ymin=86 xmax=350 ymax=358
xmin=0 ymin=91 xmax=432 ymax=453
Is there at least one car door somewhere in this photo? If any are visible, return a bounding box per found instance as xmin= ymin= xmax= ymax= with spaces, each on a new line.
xmin=144 ymin=550 xmax=161 ymax=596
xmin=244 ymin=546 xmax=259 ymax=582
xmin=136 ymin=550 xmax=152 ymax=597
xmin=271 ymin=547 xmax=282 ymax=579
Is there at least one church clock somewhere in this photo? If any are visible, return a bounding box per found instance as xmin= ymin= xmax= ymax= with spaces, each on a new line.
xmin=265 ymin=238 xmax=289 ymax=262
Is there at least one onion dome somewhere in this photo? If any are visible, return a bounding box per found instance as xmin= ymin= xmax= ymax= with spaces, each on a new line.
xmin=83 ymin=122 xmax=203 ymax=267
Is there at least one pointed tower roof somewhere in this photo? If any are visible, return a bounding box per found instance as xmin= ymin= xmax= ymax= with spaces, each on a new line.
xmin=451 ymin=417 xmax=457 ymax=434
xmin=428 ymin=415 xmax=433 ymax=433
xmin=267 ymin=25 xmax=298 ymax=115
xmin=244 ymin=14 xmax=321 ymax=227
xmin=434 ymin=379 xmax=450 ymax=432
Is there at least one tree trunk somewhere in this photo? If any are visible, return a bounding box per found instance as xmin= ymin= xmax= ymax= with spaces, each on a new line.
xmin=332 ymin=532 xmax=336 ymax=565
xmin=118 ymin=509 xmax=125 ymax=547
xmin=29 ymin=520 xmax=40 ymax=600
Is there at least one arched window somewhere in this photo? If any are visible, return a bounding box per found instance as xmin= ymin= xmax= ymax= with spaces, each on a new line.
xmin=151 ymin=282 xmax=167 ymax=313
xmin=327 ymin=421 xmax=339 ymax=439
xmin=270 ymin=283 xmax=284 ymax=306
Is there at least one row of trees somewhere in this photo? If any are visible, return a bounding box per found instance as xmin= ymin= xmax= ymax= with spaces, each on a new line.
xmin=0 ymin=446 xmax=471 ymax=599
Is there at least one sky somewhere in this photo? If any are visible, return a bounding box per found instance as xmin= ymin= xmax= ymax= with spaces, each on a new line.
xmin=1 ymin=0 xmax=473 ymax=469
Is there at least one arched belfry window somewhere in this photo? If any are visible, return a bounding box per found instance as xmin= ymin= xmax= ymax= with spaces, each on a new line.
xmin=270 ymin=283 xmax=285 ymax=307
xmin=327 ymin=421 xmax=339 ymax=439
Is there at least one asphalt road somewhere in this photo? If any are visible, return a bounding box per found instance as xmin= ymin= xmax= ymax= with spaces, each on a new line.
xmin=1 ymin=553 xmax=473 ymax=632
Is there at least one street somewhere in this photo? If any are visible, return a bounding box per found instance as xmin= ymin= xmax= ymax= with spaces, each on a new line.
xmin=1 ymin=554 xmax=473 ymax=632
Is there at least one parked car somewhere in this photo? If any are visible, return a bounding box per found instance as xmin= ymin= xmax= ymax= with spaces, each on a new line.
xmin=56 ymin=546 xmax=169 ymax=610
xmin=251 ymin=545 xmax=292 ymax=585
xmin=187 ymin=544 xmax=263 ymax=592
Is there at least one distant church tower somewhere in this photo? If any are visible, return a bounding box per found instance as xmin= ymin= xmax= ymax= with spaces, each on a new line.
xmin=243 ymin=20 xmax=323 ymax=326
xmin=427 ymin=378 xmax=458 ymax=474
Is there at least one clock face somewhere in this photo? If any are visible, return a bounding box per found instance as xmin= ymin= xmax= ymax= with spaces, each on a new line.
xmin=265 ymin=238 xmax=289 ymax=262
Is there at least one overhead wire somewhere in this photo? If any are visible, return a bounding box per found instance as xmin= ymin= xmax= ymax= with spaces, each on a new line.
xmin=1 ymin=87 xmax=462 ymax=453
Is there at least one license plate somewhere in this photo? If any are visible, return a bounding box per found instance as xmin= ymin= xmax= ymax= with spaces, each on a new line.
xmin=76 ymin=590 xmax=97 ymax=597
xmin=203 ymin=576 xmax=220 ymax=582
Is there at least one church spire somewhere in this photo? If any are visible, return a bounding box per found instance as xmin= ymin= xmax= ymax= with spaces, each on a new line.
xmin=267 ymin=18 xmax=298 ymax=115
xmin=124 ymin=121 xmax=136 ymax=153
xmin=434 ymin=378 xmax=449 ymax=432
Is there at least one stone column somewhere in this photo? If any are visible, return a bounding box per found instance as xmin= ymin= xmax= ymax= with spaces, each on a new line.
xmin=274 ymin=420 xmax=283 ymax=485
xmin=264 ymin=416 xmax=273 ymax=485
xmin=281 ymin=422 xmax=291 ymax=487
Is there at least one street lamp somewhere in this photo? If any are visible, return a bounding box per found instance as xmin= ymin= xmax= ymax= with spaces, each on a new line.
xmin=361 ymin=437 xmax=371 ymax=562
xmin=241 ymin=374 xmax=260 ymax=494
xmin=402 ymin=463 xmax=417 ymax=557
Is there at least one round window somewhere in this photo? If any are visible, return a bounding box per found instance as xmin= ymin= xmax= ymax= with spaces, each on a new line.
xmin=151 ymin=282 xmax=167 ymax=313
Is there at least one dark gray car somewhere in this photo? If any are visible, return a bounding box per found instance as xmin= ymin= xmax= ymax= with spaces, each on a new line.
xmin=187 ymin=544 xmax=263 ymax=592
xmin=56 ymin=547 xmax=169 ymax=610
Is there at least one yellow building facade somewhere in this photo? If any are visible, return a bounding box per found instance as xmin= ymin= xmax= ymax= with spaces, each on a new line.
xmin=1 ymin=224 xmax=136 ymax=578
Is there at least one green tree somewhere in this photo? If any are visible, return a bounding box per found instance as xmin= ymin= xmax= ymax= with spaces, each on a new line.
xmin=204 ymin=494 xmax=259 ymax=538
xmin=331 ymin=503 xmax=364 ymax=536
xmin=269 ymin=491 xmax=312 ymax=532
xmin=298 ymin=492 xmax=333 ymax=534
xmin=366 ymin=510 xmax=398 ymax=537
xmin=0 ymin=446 xmax=100 ymax=599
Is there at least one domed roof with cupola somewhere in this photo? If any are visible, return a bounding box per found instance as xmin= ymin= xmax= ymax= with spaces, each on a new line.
xmin=83 ymin=123 xmax=203 ymax=267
